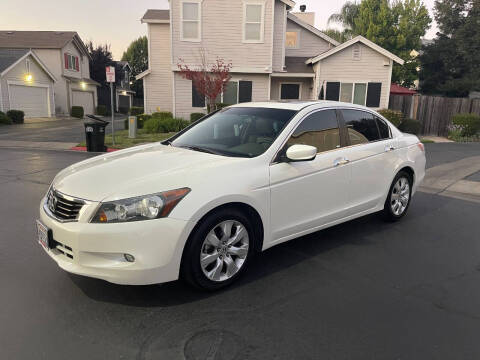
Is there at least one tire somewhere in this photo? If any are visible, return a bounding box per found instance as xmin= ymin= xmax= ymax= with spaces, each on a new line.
xmin=383 ymin=171 xmax=413 ymax=222
xmin=181 ymin=208 xmax=255 ymax=291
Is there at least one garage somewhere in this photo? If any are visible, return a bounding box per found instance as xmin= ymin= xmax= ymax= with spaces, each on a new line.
xmin=9 ymin=85 xmax=49 ymax=118
xmin=72 ymin=90 xmax=94 ymax=115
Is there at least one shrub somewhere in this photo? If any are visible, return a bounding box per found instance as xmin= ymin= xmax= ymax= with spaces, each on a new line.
xmin=152 ymin=111 xmax=173 ymax=120
xmin=71 ymin=106 xmax=84 ymax=119
xmin=0 ymin=111 xmax=12 ymax=125
xmin=6 ymin=110 xmax=24 ymax=124
xmin=398 ymin=118 xmax=422 ymax=135
xmin=190 ymin=112 xmax=205 ymax=122
xmin=144 ymin=117 xmax=190 ymax=134
xmin=452 ymin=113 xmax=480 ymax=137
xmin=96 ymin=105 xmax=107 ymax=116
xmin=130 ymin=106 xmax=144 ymax=116
xmin=207 ymin=103 xmax=229 ymax=113
xmin=377 ymin=109 xmax=404 ymax=127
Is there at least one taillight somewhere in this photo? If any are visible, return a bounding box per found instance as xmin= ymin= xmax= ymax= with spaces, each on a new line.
xmin=417 ymin=143 xmax=425 ymax=152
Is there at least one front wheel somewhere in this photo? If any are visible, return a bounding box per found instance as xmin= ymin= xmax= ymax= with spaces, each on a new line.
xmin=383 ymin=171 xmax=412 ymax=221
xmin=181 ymin=209 xmax=254 ymax=290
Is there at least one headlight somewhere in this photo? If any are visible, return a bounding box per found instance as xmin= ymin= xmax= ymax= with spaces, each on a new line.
xmin=91 ymin=188 xmax=190 ymax=223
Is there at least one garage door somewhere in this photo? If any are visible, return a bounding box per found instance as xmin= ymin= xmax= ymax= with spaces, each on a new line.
xmin=9 ymin=85 xmax=49 ymax=118
xmin=72 ymin=91 xmax=94 ymax=115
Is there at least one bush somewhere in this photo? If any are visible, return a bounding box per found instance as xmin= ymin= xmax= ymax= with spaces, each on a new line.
xmin=96 ymin=105 xmax=107 ymax=116
xmin=452 ymin=113 xmax=480 ymax=137
xmin=398 ymin=118 xmax=422 ymax=135
xmin=207 ymin=103 xmax=229 ymax=113
xmin=7 ymin=110 xmax=24 ymax=124
xmin=152 ymin=111 xmax=173 ymax=120
xmin=190 ymin=112 xmax=205 ymax=122
xmin=377 ymin=109 xmax=404 ymax=127
xmin=0 ymin=111 xmax=12 ymax=125
xmin=71 ymin=106 xmax=84 ymax=118
xmin=144 ymin=117 xmax=190 ymax=134
xmin=130 ymin=106 xmax=144 ymax=116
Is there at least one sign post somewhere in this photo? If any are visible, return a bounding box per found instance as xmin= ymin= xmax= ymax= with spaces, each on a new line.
xmin=106 ymin=66 xmax=116 ymax=145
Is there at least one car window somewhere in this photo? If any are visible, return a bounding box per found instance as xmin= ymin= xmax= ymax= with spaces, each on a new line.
xmin=376 ymin=117 xmax=391 ymax=139
xmin=171 ymin=107 xmax=297 ymax=158
xmin=286 ymin=110 xmax=340 ymax=153
xmin=342 ymin=110 xmax=380 ymax=145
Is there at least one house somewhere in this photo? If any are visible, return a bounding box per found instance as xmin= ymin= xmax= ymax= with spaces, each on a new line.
xmin=0 ymin=31 xmax=99 ymax=117
xmin=97 ymin=60 xmax=135 ymax=113
xmin=390 ymin=83 xmax=417 ymax=96
xmin=137 ymin=1 xmax=404 ymax=119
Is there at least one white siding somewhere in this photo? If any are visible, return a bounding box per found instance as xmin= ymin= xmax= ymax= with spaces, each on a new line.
xmin=144 ymin=23 xmax=174 ymax=114
xmin=174 ymin=72 xmax=270 ymax=120
xmin=272 ymin=0 xmax=286 ymax=71
xmin=270 ymin=77 xmax=314 ymax=100
xmin=317 ymin=43 xmax=392 ymax=109
xmin=285 ymin=19 xmax=330 ymax=58
xmin=170 ymin=0 xmax=274 ymax=72
xmin=1 ymin=55 xmax=55 ymax=116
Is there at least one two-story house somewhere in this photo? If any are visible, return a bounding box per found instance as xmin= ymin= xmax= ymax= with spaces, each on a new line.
xmin=137 ymin=1 xmax=404 ymax=120
xmin=0 ymin=31 xmax=99 ymax=117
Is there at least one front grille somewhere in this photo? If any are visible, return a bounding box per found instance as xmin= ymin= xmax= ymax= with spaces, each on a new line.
xmin=46 ymin=189 xmax=84 ymax=221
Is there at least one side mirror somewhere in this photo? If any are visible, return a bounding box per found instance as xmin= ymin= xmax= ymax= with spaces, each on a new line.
xmin=286 ymin=144 xmax=317 ymax=162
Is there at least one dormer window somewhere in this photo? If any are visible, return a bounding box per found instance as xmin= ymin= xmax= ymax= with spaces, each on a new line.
xmin=181 ymin=1 xmax=201 ymax=41
xmin=243 ymin=2 xmax=265 ymax=43
xmin=64 ymin=53 xmax=79 ymax=71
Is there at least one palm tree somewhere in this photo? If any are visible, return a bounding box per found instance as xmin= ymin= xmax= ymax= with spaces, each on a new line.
xmin=327 ymin=1 xmax=360 ymax=37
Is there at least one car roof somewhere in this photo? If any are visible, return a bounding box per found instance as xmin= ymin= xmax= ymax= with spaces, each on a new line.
xmin=230 ymin=100 xmax=373 ymax=112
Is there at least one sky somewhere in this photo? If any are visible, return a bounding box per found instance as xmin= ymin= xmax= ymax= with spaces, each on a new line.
xmin=1 ymin=0 xmax=438 ymax=60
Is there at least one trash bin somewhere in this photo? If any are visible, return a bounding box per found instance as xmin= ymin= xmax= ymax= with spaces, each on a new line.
xmin=84 ymin=115 xmax=109 ymax=152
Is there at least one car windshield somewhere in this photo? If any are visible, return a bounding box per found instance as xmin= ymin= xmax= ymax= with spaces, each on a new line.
xmin=171 ymin=107 xmax=297 ymax=158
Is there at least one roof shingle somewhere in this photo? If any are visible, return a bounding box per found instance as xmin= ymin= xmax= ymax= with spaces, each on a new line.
xmin=142 ymin=9 xmax=170 ymax=22
xmin=0 ymin=48 xmax=29 ymax=73
xmin=0 ymin=31 xmax=77 ymax=49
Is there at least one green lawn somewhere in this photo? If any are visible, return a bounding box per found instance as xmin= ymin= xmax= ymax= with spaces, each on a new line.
xmin=78 ymin=130 xmax=177 ymax=149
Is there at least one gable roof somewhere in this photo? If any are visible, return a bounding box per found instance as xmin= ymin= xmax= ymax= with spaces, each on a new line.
xmin=287 ymin=13 xmax=340 ymax=47
xmin=141 ymin=9 xmax=170 ymax=23
xmin=0 ymin=49 xmax=56 ymax=81
xmin=306 ymin=35 xmax=405 ymax=65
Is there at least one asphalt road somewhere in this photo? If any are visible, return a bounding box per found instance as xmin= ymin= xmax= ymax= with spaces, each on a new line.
xmin=1 ymin=144 xmax=480 ymax=359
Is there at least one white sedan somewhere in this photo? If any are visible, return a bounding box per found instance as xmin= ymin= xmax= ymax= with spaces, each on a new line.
xmin=37 ymin=101 xmax=425 ymax=290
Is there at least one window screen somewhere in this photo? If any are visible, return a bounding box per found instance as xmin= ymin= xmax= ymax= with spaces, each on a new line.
xmin=353 ymin=83 xmax=367 ymax=105
xmin=342 ymin=110 xmax=380 ymax=144
xmin=286 ymin=110 xmax=340 ymax=153
xmin=340 ymin=83 xmax=353 ymax=103
xmin=281 ymin=84 xmax=300 ymax=100
xmin=223 ymin=82 xmax=238 ymax=105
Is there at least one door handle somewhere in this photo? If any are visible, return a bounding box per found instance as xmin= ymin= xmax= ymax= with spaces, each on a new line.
xmin=385 ymin=145 xmax=395 ymax=152
xmin=333 ymin=157 xmax=350 ymax=167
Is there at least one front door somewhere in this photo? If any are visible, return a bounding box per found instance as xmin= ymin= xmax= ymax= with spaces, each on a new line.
xmin=270 ymin=109 xmax=352 ymax=242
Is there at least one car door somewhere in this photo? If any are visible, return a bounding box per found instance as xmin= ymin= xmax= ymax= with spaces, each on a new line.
xmin=269 ymin=109 xmax=352 ymax=242
xmin=340 ymin=109 xmax=397 ymax=214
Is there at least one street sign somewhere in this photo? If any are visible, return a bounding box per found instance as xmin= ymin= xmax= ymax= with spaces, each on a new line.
xmin=106 ymin=66 xmax=115 ymax=83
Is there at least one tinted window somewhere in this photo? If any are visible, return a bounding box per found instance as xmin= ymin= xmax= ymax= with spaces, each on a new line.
xmin=172 ymin=107 xmax=296 ymax=158
xmin=287 ymin=110 xmax=340 ymax=153
xmin=376 ymin=117 xmax=391 ymax=139
xmin=342 ymin=110 xmax=380 ymax=145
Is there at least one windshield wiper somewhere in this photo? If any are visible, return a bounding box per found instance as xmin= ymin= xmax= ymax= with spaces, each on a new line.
xmin=179 ymin=145 xmax=221 ymax=155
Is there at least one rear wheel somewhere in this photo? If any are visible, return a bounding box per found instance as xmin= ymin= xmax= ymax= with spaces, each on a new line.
xmin=383 ymin=171 xmax=412 ymax=221
xmin=181 ymin=208 xmax=254 ymax=290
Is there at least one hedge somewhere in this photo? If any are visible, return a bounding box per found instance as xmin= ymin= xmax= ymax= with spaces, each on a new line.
xmin=130 ymin=106 xmax=144 ymax=116
xmin=71 ymin=106 xmax=84 ymax=119
xmin=152 ymin=111 xmax=174 ymax=120
xmin=96 ymin=105 xmax=107 ymax=116
xmin=377 ymin=109 xmax=404 ymax=127
xmin=398 ymin=119 xmax=422 ymax=135
xmin=452 ymin=113 xmax=480 ymax=137
xmin=0 ymin=111 xmax=12 ymax=125
xmin=6 ymin=110 xmax=24 ymax=124
xmin=190 ymin=112 xmax=205 ymax=122
xmin=144 ymin=117 xmax=190 ymax=134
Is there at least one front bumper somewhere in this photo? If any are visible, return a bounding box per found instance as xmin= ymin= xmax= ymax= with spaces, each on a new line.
xmin=39 ymin=198 xmax=195 ymax=285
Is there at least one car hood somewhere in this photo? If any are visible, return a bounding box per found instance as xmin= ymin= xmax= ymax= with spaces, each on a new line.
xmin=52 ymin=143 xmax=242 ymax=201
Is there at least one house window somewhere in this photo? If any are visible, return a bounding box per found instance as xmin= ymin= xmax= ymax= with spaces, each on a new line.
xmin=181 ymin=1 xmax=201 ymax=41
xmin=324 ymin=82 xmax=381 ymax=107
xmin=192 ymin=81 xmax=253 ymax=107
xmin=243 ymin=3 xmax=264 ymax=43
xmin=192 ymin=83 xmax=205 ymax=107
xmin=64 ymin=53 xmax=79 ymax=71
xmin=285 ymin=31 xmax=299 ymax=48
xmin=280 ymin=83 xmax=301 ymax=100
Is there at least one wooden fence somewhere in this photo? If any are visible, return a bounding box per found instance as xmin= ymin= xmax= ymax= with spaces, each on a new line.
xmin=389 ymin=95 xmax=480 ymax=136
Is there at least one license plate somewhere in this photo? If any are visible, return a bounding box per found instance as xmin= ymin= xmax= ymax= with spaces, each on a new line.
xmin=36 ymin=220 xmax=50 ymax=250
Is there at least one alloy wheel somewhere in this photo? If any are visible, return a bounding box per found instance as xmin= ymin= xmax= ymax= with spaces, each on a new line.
xmin=390 ymin=177 xmax=410 ymax=216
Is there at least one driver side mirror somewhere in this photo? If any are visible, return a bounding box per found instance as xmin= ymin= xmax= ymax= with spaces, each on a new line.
xmin=285 ymin=144 xmax=317 ymax=162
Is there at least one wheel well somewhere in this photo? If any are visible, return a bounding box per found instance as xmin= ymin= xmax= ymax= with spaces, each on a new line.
xmin=398 ymin=166 xmax=415 ymax=184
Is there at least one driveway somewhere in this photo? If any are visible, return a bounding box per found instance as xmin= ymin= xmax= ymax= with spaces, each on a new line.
xmin=1 ymin=143 xmax=480 ymax=359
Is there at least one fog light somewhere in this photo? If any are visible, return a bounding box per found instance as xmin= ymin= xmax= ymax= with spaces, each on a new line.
xmin=124 ymin=254 xmax=135 ymax=262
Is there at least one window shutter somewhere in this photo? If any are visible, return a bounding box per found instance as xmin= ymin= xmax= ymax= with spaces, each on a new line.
xmin=75 ymin=57 xmax=79 ymax=71
xmin=64 ymin=54 xmax=68 ymax=69
xmin=238 ymin=81 xmax=252 ymax=103
xmin=366 ymin=82 xmax=382 ymax=107
xmin=192 ymin=83 xmax=205 ymax=108
xmin=325 ymin=82 xmax=340 ymax=101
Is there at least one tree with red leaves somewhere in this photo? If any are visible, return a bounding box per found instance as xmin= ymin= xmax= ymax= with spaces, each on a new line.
xmin=177 ymin=52 xmax=232 ymax=112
